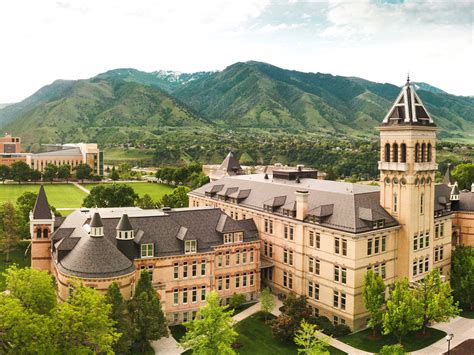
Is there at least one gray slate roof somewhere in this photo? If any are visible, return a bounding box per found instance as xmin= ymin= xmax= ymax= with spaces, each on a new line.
xmin=192 ymin=175 xmax=399 ymax=233
xmin=33 ymin=147 xmax=82 ymax=157
xmin=116 ymin=214 xmax=133 ymax=231
xmin=33 ymin=185 xmax=52 ymax=219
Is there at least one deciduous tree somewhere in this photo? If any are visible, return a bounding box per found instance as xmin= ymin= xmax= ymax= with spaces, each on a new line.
xmin=450 ymin=246 xmax=474 ymax=311
xmin=382 ymin=279 xmax=423 ymax=344
xmin=363 ymin=269 xmax=386 ymax=336
xmin=272 ymin=292 xmax=312 ymax=342
xmin=43 ymin=163 xmax=58 ymax=184
xmin=75 ymin=163 xmax=92 ymax=182
xmin=57 ymin=164 xmax=72 ymax=183
xmin=0 ymin=202 xmax=20 ymax=262
xmin=83 ymin=183 xmax=139 ymax=208
xmin=0 ymin=165 xmax=10 ymax=183
xmin=260 ymin=287 xmax=275 ymax=319
xmin=160 ymin=186 xmax=191 ymax=208
xmin=137 ymin=193 xmax=157 ymax=209
xmin=294 ymin=320 xmax=329 ymax=355
xmin=452 ymin=163 xmax=474 ymax=190
xmin=106 ymin=282 xmax=133 ymax=353
xmin=10 ymin=161 xmax=31 ymax=184
xmin=180 ymin=290 xmax=237 ymax=354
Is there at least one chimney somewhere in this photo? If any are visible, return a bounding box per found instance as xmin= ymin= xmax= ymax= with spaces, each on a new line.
xmin=295 ymin=190 xmax=309 ymax=221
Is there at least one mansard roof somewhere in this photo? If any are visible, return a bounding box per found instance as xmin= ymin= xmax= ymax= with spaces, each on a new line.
xmin=381 ymin=78 xmax=436 ymax=127
xmin=33 ymin=185 xmax=52 ymax=220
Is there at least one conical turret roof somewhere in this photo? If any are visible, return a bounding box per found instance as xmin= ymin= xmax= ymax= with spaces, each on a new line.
xmin=90 ymin=212 xmax=103 ymax=228
xmin=219 ymin=152 xmax=242 ymax=173
xmin=116 ymin=214 xmax=133 ymax=231
xmin=381 ymin=77 xmax=435 ymax=127
xmin=443 ymin=164 xmax=455 ymax=186
xmin=33 ymin=185 xmax=52 ymax=219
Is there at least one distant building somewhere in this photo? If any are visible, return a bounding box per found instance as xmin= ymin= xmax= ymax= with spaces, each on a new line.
xmin=30 ymin=186 xmax=260 ymax=324
xmin=0 ymin=134 xmax=103 ymax=175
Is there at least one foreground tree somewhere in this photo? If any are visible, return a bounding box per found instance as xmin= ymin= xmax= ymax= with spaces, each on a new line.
xmin=160 ymin=186 xmax=191 ymax=208
xmin=4 ymin=265 xmax=57 ymax=315
xmin=0 ymin=164 xmax=10 ymax=183
xmin=415 ymin=269 xmax=460 ymax=334
xmin=0 ymin=202 xmax=20 ymax=262
xmin=272 ymin=292 xmax=312 ymax=342
xmin=128 ymin=271 xmax=168 ymax=350
xmin=379 ymin=344 xmax=406 ymax=355
xmin=450 ymin=246 xmax=474 ymax=311
xmin=180 ymin=291 xmax=237 ymax=355
xmin=137 ymin=193 xmax=157 ymax=209
xmin=363 ymin=269 xmax=386 ymax=336
xmin=10 ymin=161 xmax=31 ymax=184
xmin=382 ymin=279 xmax=423 ymax=344
xmin=294 ymin=320 xmax=329 ymax=355
xmin=260 ymin=287 xmax=276 ymax=319
xmin=54 ymin=284 xmax=119 ymax=353
xmin=75 ymin=163 xmax=92 ymax=182
xmin=83 ymin=184 xmax=139 ymax=208
xmin=106 ymin=282 xmax=133 ymax=353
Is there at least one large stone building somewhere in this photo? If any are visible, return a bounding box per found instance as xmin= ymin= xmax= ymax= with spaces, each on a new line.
xmin=30 ymin=186 xmax=260 ymax=324
xmin=0 ymin=134 xmax=103 ymax=175
xmin=189 ymin=78 xmax=474 ymax=330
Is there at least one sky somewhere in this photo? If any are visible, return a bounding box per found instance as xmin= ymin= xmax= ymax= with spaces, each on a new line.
xmin=0 ymin=0 xmax=472 ymax=102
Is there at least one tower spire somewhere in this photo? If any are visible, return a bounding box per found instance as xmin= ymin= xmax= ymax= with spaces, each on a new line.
xmin=33 ymin=185 xmax=52 ymax=219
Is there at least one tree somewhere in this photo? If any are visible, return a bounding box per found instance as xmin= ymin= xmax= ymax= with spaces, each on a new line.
xmin=42 ymin=163 xmax=58 ymax=184
xmin=106 ymin=282 xmax=133 ymax=353
xmin=75 ymin=163 xmax=92 ymax=182
xmin=180 ymin=291 xmax=237 ymax=354
xmin=128 ymin=271 xmax=168 ymax=350
xmin=30 ymin=169 xmax=42 ymax=182
xmin=363 ymin=269 xmax=386 ymax=336
xmin=379 ymin=344 xmax=406 ymax=355
xmin=160 ymin=186 xmax=191 ymax=208
xmin=0 ymin=164 xmax=10 ymax=183
xmin=4 ymin=265 xmax=57 ymax=315
xmin=414 ymin=269 xmax=460 ymax=334
xmin=260 ymin=287 xmax=275 ymax=319
xmin=272 ymin=292 xmax=312 ymax=342
xmin=294 ymin=320 xmax=329 ymax=355
xmin=452 ymin=163 xmax=474 ymax=190
xmin=110 ymin=167 xmax=120 ymax=181
xmin=54 ymin=284 xmax=119 ymax=353
xmin=382 ymin=279 xmax=423 ymax=344
xmin=57 ymin=164 xmax=72 ymax=183
xmin=0 ymin=202 xmax=20 ymax=262
xmin=83 ymin=184 xmax=139 ymax=208
xmin=137 ymin=193 xmax=157 ymax=209
xmin=450 ymin=246 xmax=474 ymax=311
xmin=10 ymin=161 xmax=31 ymax=184
xmin=229 ymin=293 xmax=245 ymax=310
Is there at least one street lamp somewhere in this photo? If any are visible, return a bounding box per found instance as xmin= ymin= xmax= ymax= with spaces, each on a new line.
xmin=445 ymin=333 xmax=454 ymax=354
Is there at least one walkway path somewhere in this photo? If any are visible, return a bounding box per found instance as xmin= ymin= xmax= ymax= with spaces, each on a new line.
xmin=412 ymin=316 xmax=474 ymax=355
xmin=73 ymin=182 xmax=90 ymax=194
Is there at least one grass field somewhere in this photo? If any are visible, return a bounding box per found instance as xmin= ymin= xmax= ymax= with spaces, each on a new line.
xmin=0 ymin=242 xmax=31 ymax=291
xmin=103 ymin=148 xmax=155 ymax=163
xmin=82 ymin=182 xmax=173 ymax=201
xmin=0 ymin=184 xmax=87 ymax=208
xmin=339 ymin=327 xmax=446 ymax=353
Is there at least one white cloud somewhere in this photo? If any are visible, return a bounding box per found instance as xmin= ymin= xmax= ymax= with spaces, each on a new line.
xmin=257 ymin=23 xmax=304 ymax=33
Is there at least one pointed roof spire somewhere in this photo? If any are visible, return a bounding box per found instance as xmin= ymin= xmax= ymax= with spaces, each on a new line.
xmin=381 ymin=75 xmax=435 ymax=127
xmin=219 ymin=152 xmax=242 ymax=174
xmin=90 ymin=212 xmax=103 ymax=228
xmin=442 ymin=163 xmax=455 ymax=186
xmin=33 ymin=185 xmax=52 ymax=219
xmin=116 ymin=214 xmax=133 ymax=231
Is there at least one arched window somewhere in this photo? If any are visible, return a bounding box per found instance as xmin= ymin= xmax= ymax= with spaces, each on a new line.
xmin=392 ymin=144 xmax=399 ymax=162
xmin=36 ymin=229 xmax=42 ymax=239
xmin=385 ymin=143 xmax=391 ymax=162
xmin=400 ymin=143 xmax=406 ymax=163
xmin=43 ymin=229 xmax=49 ymax=238
xmin=421 ymin=143 xmax=426 ymax=162
xmin=427 ymin=143 xmax=432 ymax=162
xmin=415 ymin=143 xmax=420 ymax=162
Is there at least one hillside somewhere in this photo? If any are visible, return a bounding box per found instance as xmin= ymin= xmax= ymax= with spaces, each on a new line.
xmin=174 ymin=61 xmax=474 ymax=140
xmin=3 ymin=78 xmax=208 ymax=149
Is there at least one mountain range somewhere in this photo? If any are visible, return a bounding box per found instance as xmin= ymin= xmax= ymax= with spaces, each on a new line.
xmin=1 ymin=61 xmax=473 ymax=147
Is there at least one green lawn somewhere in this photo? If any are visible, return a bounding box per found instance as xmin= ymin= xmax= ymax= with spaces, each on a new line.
xmin=0 ymin=184 xmax=87 ymax=208
xmin=0 ymin=242 xmax=31 ymax=291
xmin=339 ymin=327 xmax=446 ymax=353
xmin=82 ymin=182 xmax=173 ymax=201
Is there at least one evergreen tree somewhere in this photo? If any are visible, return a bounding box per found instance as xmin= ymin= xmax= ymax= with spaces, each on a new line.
xmin=0 ymin=202 xmax=20 ymax=262
xmin=110 ymin=166 xmax=120 ymax=181
xmin=180 ymin=291 xmax=237 ymax=354
xmin=382 ymin=279 xmax=423 ymax=344
xmin=363 ymin=269 xmax=386 ymax=336
xmin=128 ymin=271 xmax=168 ymax=350
xmin=106 ymin=282 xmax=133 ymax=353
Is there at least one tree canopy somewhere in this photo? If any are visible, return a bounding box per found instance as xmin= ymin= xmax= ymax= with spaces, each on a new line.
xmin=83 ymin=183 xmax=139 ymax=208
xmin=363 ymin=269 xmax=385 ymax=336
xmin=451 ymin=246 xmax=474 ymax=311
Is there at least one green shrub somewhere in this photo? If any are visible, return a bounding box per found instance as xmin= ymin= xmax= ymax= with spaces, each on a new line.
xmin=312 ymin=316 xmax=334 ymax=336
xmin=333 ymin=324 xmax=351 ymax=337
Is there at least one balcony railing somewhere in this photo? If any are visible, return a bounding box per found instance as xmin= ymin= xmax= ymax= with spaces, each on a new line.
xmin=378 ymin=161 xmax=407 ymax=171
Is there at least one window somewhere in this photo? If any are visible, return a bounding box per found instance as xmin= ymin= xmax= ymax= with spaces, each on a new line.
xmin=36 ymin=229 xmax=42 ymax=239
xmin=335 ymin=237 xmax=340 ymax=254
xmin=385 ymin=143 xmax=391 ymax=162
xmin=309 ymin=231 xmax=314 ymax=247
xmin=225 ymin=251 xmax=230 ymax=266
xmin=250 ymin=272 xmax=254 ymax=286
xmin=435 ymin=224 xmax=439 ymax=239
xmin=173 ymin=313 xmax=179 ymax=323
xmin=341 ymin=268 xmax=347 ymax=284
xmin=420 ymin=193 xmax=424 ymax=215
xmin=236 ymin=250 xmax=241 ymax=265
xmin=308 ymin=281 xmax=314 ymax=298
xmin=342 ymin=239 xmax=347 ymax=256
xmin=173 ymin=263 xmax=179 ymax=279
xmin=250 ymin=249 xmax=254 ymax=263
xmin=236 ymin=274 xmax=240 ymax=288
xmin=264 ymin=219 xmax=273 ymax=234
xmin=201 ymin=286 xmax=206 ymax=301
xmin=374 ymin=237 xmax=380 ymax=254
xmin=224 ymin=233 xmax=233 ymax=244
xmin=440 ymin=224 xmax=444 ymax=237
xmin=183 ymin=288 xmax=188 ymax=304
xmin=413 ymin=234 xmax=418 ymax=251
xmin=192 ymin=261 xmax=197 ymax=277
xmin=284 ymin=249 xmax=293 ymax=265
xmin=316 ymin=233 xmax=321 ymax=248
xmin=309 ymin=257 xmax=314 ymax=273
xmin=217 ymin=253 xmax=223 ymax=268
xmin=368 ymin=238 xmax=373 ymax=255
xmin=392 ymin=143 xmax=399 ymax=162
xmin=413 ymin=260 xmax=417 ymax=276
xmin=243 ymin=273 xmax=247 ymax=287
xmin=424 ymin=256 xmax=429 ymax=272
xmin=440 ymin=246 xmax=444 ymax=260
xmin=419 ymin=234 xmax=424 ymax=249
xmin=225 ymin=275 xmax=230 ymax=290
xmin=243 ymin=249 xmax=247 ymax=264
xmin=401 ymin=143 xmax=407 ymax=162
xmin=217 ymin=276 xmax=223 ymax=291
xmin=43 ymin=229 xmax=49 ymax=238
xmin=192 ymin=311 xmax=197 ymax=320
xmin=264 ymin=241 xmax=268 ymax=256
xmin=418 ymin=259 xmax=423 ymax=274
xmin=341 ymin=293 xmax=346 ymax=310
xmin=333 ymin=290 xmax=339 ymax=307
xmin=334 ymin=266 xmax=340 ymax=282
xmin=183 ymin=312 xmax=188 ymax=322
xmin=315 ymin=283 xmax=319 ymax=300
xmin=183 ymin=262 xmax=188 ymax=278
xmin=289 ymin=251 xmax=293 ymax=266
xmin=315 ymin=259 xmax=320 ymax=275
xmin=201 ymin=260 xmax=206 ymax=276
xmin=283 ymin=271 xmax=293 ymax=289
xmin=415 ymin=143 xmax=420 ymax=162
xmin=192 ymin=287 xmax=197 ymax=303
xmin=284 ymin=225 xmax=294 ymax=240
xmin=425 ymin=233 xmax=430 ymax=248
xmin=173 ymin=289 xmax=179 ymax=305
xmin=393 ymin=193 xmax=398 ymax=212
xmin=382 ymin=236 xmax=386 ymax=252
xmin=269 ymin=243 xmax=273 ymax=257
xmin=185 ymin=240 xmax=197 ymax=254
xmin=141 ymin=243 xmax=154 ymax=258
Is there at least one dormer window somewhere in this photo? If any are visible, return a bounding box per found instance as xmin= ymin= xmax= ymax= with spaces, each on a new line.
xmin=224 ymin=233 xmax=233 ymax=244
xmin=141 ymin=243 xmax=154 ymax=258
xmin=234 ymin=232 xmax=243 ymax=243
xmin=372 ymin=220 xmax=385 ymax=229
xmin=185 ymin=240 xmax=197 ymax=254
